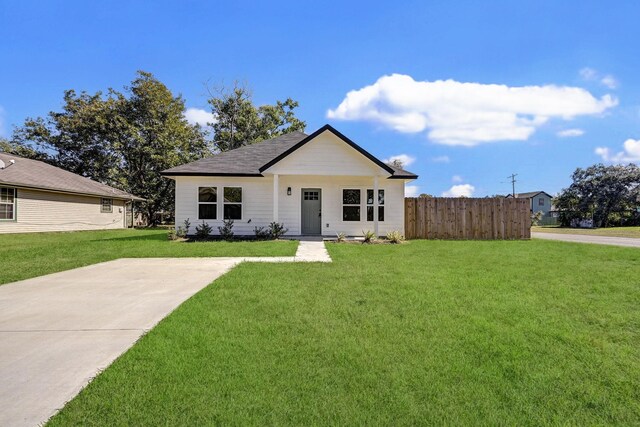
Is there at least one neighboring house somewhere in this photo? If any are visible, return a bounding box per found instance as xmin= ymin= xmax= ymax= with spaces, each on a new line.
xmin=506 ymin=191 xmax=554 ymax=216
xmin=162 ymin=124 xmax=418 ymax=236
xmin=0 ymin=152 xmax=142 ymax=234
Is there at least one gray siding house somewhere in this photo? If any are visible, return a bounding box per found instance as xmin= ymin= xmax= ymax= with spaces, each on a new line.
xmin=506 ymin=191 xmax=554 ymax=216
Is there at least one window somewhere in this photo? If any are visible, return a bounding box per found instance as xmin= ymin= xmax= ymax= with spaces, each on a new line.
xmin=198 ymin=187 xmax=217 ymax=219
xmin=0 ymin=187 xmax=16 ymax=220
xmin=304 ymin=190 xmax=319 ymax=200
xmin=342 ymin=189 xmax=361 ymax=221
xmin=223 ymin=187 xmax=242 ymax=220
xmin=538 ymin=198 xmax=545 ymax=206
xmin=366 ymin=189 xmax=385 ymax=221
xmin=101 ymin=198 xmax=113 ymax=213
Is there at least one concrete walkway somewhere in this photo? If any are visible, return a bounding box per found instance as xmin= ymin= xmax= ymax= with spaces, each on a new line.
xmin=532 ymin=232 xmax=640 ymax=248
xmin=0 ymin=241 xmax=331 ymax=427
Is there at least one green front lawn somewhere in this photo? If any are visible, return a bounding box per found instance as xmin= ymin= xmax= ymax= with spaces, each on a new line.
xmin=0 ymin=229 xmax=297 ymax=285
xmin=49 ymin=240 xmax=640 ymax=425
xmin=533 ymin=225 xmax=640 ymax=238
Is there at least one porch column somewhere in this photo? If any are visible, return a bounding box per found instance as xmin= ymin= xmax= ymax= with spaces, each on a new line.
xmin=373 ymin=175 xmax=379 ymax=236
xmin=273 ymin=174 xmax=279 ymax=222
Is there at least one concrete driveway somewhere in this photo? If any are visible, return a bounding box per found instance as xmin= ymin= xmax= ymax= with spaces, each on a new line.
xmin=532 ymin=232 xmax=640 ymax=248
xmin=0 ymin=258 xmax=239 ymax=427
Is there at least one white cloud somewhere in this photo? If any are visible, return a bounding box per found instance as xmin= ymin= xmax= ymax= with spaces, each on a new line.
xmin=580 ymin=67 xmax=598 ymax=81
xmin=557 ymin=128 xmax=585 ymax=138
xmin=383 ymin=153 xmax=416 ymax=167
xmin=452 ymin=175 xmax=463 ymax=183
xmin=431 ymin=155 xmax=450 ymax=163
xmin=405 ymin=185 xmax=420 ymax=197
xmin=595 ymin=139 xmax=640 ymax=163
xmin=327 ymin=74 xmax=616 ymax=147
xmin=580 ymin=67 xmax=619 ymax=89
xmin=442 ymin=184 xmax=475 ymax=197
xmin=601 ymin=75 xmax=618 ymax=89
xmin=184 ymin=107 xmax=216 ymax=127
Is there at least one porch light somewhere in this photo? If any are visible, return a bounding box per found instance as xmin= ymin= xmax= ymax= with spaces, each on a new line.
xmin=287 ymin=187 xmax=292 ymax=196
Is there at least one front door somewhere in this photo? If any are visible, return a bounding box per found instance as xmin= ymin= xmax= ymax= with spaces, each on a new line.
xmin=301 ymin=188 xmax=321 ymax=235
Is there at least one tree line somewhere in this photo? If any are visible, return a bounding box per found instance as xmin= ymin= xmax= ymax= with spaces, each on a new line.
xmin=0 ymin=71 xmax=305 ymax=224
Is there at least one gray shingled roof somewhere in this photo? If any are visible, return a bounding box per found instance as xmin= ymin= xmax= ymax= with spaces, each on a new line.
xmin=162 ymin=126 xmax=418 ymax=179
xmin=0 ymin=152 xmax=143 ymax=200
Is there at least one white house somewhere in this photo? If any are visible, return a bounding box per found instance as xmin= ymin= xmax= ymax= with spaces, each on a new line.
xmin=162 ymin=124 xmax=418 ymax=237
xmin=0 ymin=152 xmax=142 ymax=234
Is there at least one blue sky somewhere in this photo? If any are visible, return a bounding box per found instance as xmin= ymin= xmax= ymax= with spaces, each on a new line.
xmin=1 ymin=0 xmax=639 ymax=197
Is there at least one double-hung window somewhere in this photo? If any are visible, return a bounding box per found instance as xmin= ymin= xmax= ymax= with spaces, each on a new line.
xmin=198 ymin=187 xmax=217 ymax=219
xmin=223 ymin=187 xmax=242 ymax=220
xmin=0 ymin=187 xmax=16 ymax=220
xmin=342 ymin=189 xmax=361 ymax=221
xmin=366 ymin=189 xmax=384 ymax=221
xmin=538 ymin=198 xmax=545 ymax=206
xmin=101 ymin=198 xmax=113 ymax=213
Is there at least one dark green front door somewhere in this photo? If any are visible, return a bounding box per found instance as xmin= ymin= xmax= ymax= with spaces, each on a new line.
xmin=301 ymin=188 xmax=321 ymax=235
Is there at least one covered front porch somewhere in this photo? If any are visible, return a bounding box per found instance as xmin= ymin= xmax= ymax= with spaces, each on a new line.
xmin=267 ymin=174 xmax=403 ymax=237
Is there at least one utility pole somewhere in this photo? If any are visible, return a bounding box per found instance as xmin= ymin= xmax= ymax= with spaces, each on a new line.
xmin=507 ymin=173 xmax=517 ymax=197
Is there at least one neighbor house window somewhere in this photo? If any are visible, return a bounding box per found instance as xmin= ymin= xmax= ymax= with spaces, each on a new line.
xmin=342 ymin=189 xmax=361 ymax=221
xmin=0 ymin=187 xmax=16 ymax=220
xmin=223 ymin=187 xmax=242 ymax=220
xmin=366 ymin=189 xmax=384 ymax=221
xmin=101 ymin=198 xmax=113 ymax=213
xmin=198 ymin=187 xmax=217 ymax=220
xmin=538 ymin=198 xmax=545 ymax=206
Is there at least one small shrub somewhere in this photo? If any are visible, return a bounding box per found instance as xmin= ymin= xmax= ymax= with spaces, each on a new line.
xmin=218 ymin=219 xmax=235 ymax=241
xmin=168 ymin=229 xmax=178 ymax=240
xmin=268 ymin=222 xmax=288 ymax=239
xmin=386 ymin=230 xmax=404 ymax=244
xmin=182 ymin=218 xmax=192 ymax=236
xmin=254 ymin=226 xmax=270 ymax=240
xmin=336 ymin=232 xmax=346 ymax=242
xmin=194 ymin=220 xmax=213 ymax=239
xmin=362 ymin=230 xmax=376 ymax=244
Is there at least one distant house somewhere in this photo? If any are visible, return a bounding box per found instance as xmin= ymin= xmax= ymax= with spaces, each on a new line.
xmin=0 ymin=152 xmax=142 ymax=234
xmin=506 ymin=191 xmax=554 ymax=216
xmin=162 ymin=124 xmax=418 ymax=236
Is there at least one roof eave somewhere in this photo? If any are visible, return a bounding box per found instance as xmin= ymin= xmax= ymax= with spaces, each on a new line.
xmin=160 ymin=172 xmax=264 ymax=177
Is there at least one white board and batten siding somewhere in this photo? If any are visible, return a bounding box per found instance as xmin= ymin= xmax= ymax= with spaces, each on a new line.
xmin=174 ymin=130 xmax=407 ymax=236
xmin=0 ymin=188 xmax=126 ymax=234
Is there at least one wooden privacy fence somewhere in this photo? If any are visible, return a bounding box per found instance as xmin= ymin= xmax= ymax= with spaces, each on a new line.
xmin=404 ymin=197 xmax=531 ymax=240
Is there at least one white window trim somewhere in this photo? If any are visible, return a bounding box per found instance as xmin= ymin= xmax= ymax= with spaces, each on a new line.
xmin=341 ymin=188 xmax=362 ymax=222
xmin=100 ymin=198 xmax=113 ymax=213
xmin=0 ymin=186 xmax=16 ymax=221
xmin=197 ymin=186 xmax=218 ymax=220
xmin=223 ymin=186 xmax=243 ymax=220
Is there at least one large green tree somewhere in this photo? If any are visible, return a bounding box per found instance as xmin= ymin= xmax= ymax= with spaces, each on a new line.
xmin=12 ymin=71 xmax=209 ymax=224
xmin=207 ymin=83 xmax=305 ymax=152
xmin=555 ymin=163 xmax=640 ymax=227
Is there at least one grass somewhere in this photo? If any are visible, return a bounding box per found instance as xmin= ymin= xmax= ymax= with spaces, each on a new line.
xmin=48 ymin=239 xmax=640 ymax=425
xmin=533 ymin=225 xmax=640 ymax=239
xmin=0 ymin=229 xmax=297 ymax=285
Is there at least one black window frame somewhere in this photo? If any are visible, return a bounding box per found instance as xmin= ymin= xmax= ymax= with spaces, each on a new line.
xmin=198 ymin=187 xmax=218 ymax=220
xmin=366 ymin=189 xmax=385 ymax=222
xmin=342 ymin=189 xmax=361 ymax=222
xmin=223 ymin=187 xmax=242 ymax=220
